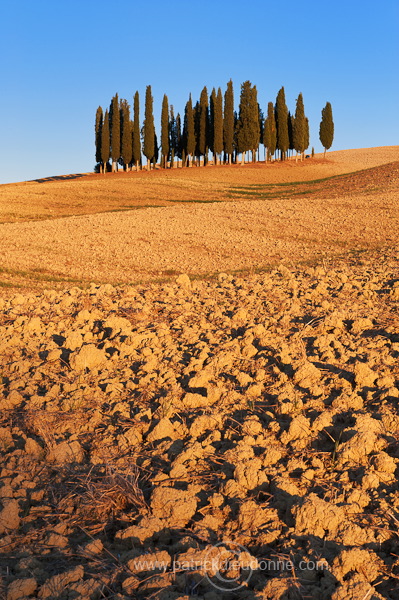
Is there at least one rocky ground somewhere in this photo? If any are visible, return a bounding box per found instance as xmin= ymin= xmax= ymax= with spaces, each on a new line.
xmin=1 ymin=244 xmax=399 ymax=599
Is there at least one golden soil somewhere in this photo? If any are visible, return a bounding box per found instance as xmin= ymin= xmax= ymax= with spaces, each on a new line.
xmin=0 ymin=146 xmax=398 ymax=293
xmin=1 ymin=146 xmax=399 ymax=599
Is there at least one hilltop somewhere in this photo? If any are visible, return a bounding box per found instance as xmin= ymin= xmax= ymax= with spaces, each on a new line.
xmin=0 ymin=146 xmax=398 ymax=294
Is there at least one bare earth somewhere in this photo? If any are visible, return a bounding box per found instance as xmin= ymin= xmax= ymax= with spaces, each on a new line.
xmin=0 ymin=146 xmax=398 ymax=292
xmin=1 ymin=147 xmax=399 ymax=599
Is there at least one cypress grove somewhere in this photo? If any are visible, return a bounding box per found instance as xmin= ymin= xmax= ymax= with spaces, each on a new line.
xmin=95 ymin=82 xmax=332 ymax=171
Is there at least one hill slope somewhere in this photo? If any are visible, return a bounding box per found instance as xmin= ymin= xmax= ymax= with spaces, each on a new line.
xmin=0 ymin=147 xmax=398 ymax=293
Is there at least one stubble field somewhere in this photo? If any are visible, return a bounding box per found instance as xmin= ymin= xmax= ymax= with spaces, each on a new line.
xmin=1 ymin=147 xmax=399 ymax=600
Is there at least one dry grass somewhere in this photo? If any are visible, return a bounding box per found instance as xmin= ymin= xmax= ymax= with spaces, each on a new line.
xmin=55 ymin=463 xmax=149 ymax=526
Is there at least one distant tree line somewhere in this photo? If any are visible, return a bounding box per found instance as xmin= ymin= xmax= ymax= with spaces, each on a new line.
xmin=95 ymin=81 xmax=334 ymax=173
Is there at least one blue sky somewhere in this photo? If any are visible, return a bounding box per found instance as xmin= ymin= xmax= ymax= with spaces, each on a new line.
xmin=0 ymin=0 xmax=398 ymax=184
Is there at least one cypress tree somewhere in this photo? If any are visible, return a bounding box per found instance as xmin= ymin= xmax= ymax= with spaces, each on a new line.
xmin=304 ymin=118 xmax=310 ymax=157
xmin=194 ymin=101 xmax=201 ymax=166
xmin=120 ymin=99 xmax=132 ymax=171
xmin=251 ymin=87 xmax=260 ymax=161
xmin=258 ymin=105 xmax=264 ymax=161
xmin=183 ymin=95 xmax=195 ymax=167
xmin=214 ymin=87 xmax=223 ymax=165
xmin=176 ymin=113 xmax=182 ymax=166
xmin=263 ymin=101 xmax=277 ymax=161
xmin=209 ymin=88 xmax=223 ymax=165
xmin=233 ymin=110 xmax=238 ymax=164
xmin=153 ymin=132 xmax=159 ymax=168
xmin=236 ymin=80 xmax=259 ymax=164
xmin=275 ymin=87 xmax=289 ymax=160
xmin=198 ymin=86 xmax=209 ymax=165
xmin=169 ymin=105 xmax=176 ymax=168
xmin=319 ymin=102 xmax=334 ymax=157
xmin=143 ymin=85 xmax=155 ymax=170
xmin=161 ymin=94 xmax=170 ymax=168
xmin=209 ymin=88 xmax=216 ymax=163
xmin=132 ymin=91 xmax=141 ymax=171
xmin=288 ymin=111 xmax=294 ymax=158
xmin=95 ymin=106 xmax=103 ymax=171
xmin=110 ymin=93 xmax=120 ymax=172
xmin=101 ymin=109 xmax=110 ymax=174
xmin=293 ymin=93 xmax=307 ymax=161
xmin=223 ymin=79 xmax=234 ymax=164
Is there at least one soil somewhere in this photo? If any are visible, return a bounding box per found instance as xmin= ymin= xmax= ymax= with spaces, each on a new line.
xmin=0 ymin=147 xmax=398 ymax=293
xmin=0 ymin=147 xmax=399 ymax=599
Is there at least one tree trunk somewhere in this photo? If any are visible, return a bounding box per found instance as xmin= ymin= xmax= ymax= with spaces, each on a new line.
xmin=324 ymin=148 xmax=326 ymax=158
xmin=241 ymin=151 xmax=245 ymax=165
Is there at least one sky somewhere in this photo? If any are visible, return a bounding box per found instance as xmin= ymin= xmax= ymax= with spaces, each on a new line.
xmin=0 ymin=0 xmax=398 ymax=184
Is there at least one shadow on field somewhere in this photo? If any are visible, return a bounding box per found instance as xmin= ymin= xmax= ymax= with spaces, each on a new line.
xmin=33 ymin=174 xmax=86 ymax=183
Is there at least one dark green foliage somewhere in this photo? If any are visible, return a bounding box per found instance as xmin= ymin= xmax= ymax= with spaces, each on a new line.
xmin=258 ymin=105 xmax=264 ymax=156
xmin=175 ymin=113 xmax=182 ymax=161
xmin=132 ymin=91 xmax=141 ymax=170
xmin=223 ymin=79 xmax=234 ymax=163
xmin=210 ymin=88 xmax=223 ymax=163
xmin=288 ymin=111 xmax=294 ymax=155
xmin=194 ymin=101 xmax=200 ymax=165
xmin=293 ymin=93 xmax=307 ymax=159
xmin=143 ymin=85 xmax=155 ymax=168
xmin=304 ymin=117 xmax=310 ymax=154
xmin=101 ymin=109 xmax=110 ymax=171
xmin=120 ymin=99 xmax=132 ymax=170
xmin=275 ymin=87 xmax=289 ymax=160
xmin=236 ymin=80 xmax=260 ymax=162
xmin=209 ymin=88 xmax=216 ymax=156
xmin=95 ymin=81 xmax=333 ymax=173
xmin=198 ymin=86 xmax=209 ymax=164
xmin=263 ymin=101 xmax=277 ymax=160
xmin=213 ymin=87 xmax=223 ymax=163
xmin=183 ymin=95 xmax=195 ymax=166
xmin=110 ymin=93 xmax=120 ymax=170
xmin=161 ymin=94 xmax=170 ymax=168
xmin=153 ymin=132 xmax=159 ymax=167
xmin=95 ymin=106 xmax=103 ymax=166
xmin=319 ymin=101 xmax=334 ymax=156
xmin=169 ymin=105 xmax=176 ymax=167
